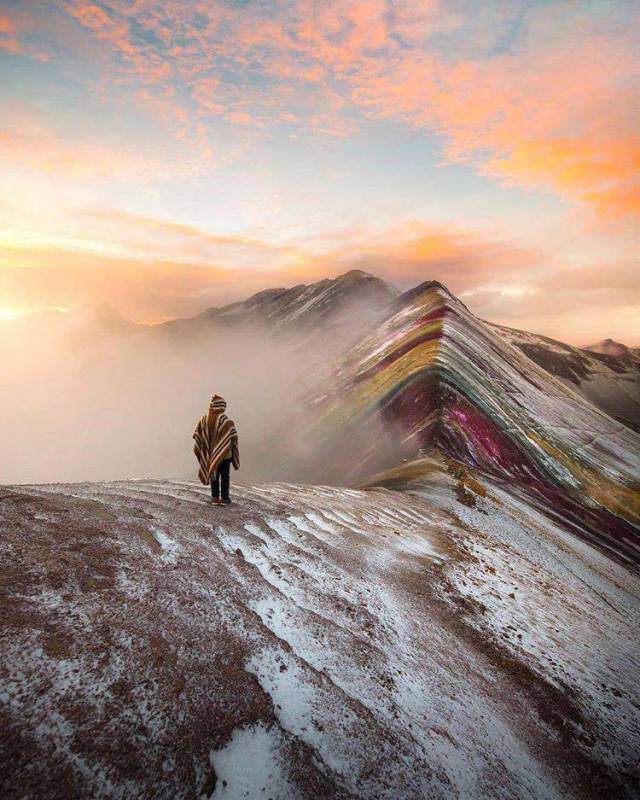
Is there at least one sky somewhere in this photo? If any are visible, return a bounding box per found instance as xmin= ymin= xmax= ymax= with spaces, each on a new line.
xmin=0 ymin=0 xmax=639 ymax=344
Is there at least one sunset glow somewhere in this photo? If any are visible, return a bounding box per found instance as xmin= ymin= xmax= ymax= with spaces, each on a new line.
xmin=0 ymin=308 xmax=23 ymax=320
xmin=1 ymin=0 xmax=639 ymax=342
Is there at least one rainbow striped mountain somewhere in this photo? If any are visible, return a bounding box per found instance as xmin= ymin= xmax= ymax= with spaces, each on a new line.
xmin=286 ymin=276 xmax=640 ymax=568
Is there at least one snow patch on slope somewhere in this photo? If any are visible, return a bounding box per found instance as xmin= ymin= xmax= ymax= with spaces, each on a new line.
xmin=151 ymin=526 xmax=182 ymax=564
xmin=417 ymin=478 xmax=640 ymax=777
xmin=209 ymin=722 xmax=298 ymax=800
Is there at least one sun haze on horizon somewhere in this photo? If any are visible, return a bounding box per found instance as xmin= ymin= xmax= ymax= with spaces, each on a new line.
xmin=1 ymin=0 xmax=639 ymax=345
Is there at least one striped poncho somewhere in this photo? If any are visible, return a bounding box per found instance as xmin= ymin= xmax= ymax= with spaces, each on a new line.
xmin=193 ymin=394 xmax=240 ymax=484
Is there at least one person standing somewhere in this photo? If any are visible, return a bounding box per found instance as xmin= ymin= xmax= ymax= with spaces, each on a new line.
xmin=193 ymin=394 xmax=240 ymax=505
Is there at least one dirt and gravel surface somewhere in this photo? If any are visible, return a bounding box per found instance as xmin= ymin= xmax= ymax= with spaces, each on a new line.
xmin=1 ymin=469 xmax=639 ymax=799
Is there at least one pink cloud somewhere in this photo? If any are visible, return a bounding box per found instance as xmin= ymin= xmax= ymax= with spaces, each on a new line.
xmin=0 ymin=10 xmax=49 ymax=60
xmin=425 ymin=36 xmax=640 ymax=219
xmin=82 ymin=207 xmax=300 ymax=267
xmin=8 ymin=2 xmax=639 ymax=218
xmin=0 ymin=13 xmax=20 ymax=53
xmin=0 ymin=106 xmax=210 ymax=181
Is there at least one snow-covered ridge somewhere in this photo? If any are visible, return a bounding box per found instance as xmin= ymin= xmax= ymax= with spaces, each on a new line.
xmin=1 ymin=471 xmax=638 ymax=799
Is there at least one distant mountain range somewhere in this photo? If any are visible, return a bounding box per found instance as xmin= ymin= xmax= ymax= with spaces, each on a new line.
xmin=489 ymin=326 xmax=640 ymax=431
xmin=4 ymin=270 xmax=639 ymax=436
xmin=0 ymin=302 xmax=142 ymax=338
xmin=5 ymin=270 xmax=638 ymax=371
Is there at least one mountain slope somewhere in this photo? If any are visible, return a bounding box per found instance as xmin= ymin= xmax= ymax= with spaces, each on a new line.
xmin=1 ymin=471 xmax=638 ymax=799
xmin=490 ymin=324 xmax=640 ymax=431
xmin=299 ymin=282 xmax=640 ymax=565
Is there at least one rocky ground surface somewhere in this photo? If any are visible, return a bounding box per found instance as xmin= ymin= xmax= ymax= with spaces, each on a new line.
xmin=1 ymin=463 xmax=639 ymax=799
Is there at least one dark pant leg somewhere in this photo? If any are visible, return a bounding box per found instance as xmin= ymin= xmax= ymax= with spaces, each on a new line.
xmin=211 ymin=473 xmax=220 ymax=499
xmin=220 ymin=459 xmax=231 ymax=502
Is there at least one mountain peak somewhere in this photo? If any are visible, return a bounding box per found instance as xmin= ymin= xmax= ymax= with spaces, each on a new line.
xmin=393 ymin=279 xmax=466 ymax=314
xmin=334 ymin=269 xmax=377 ymax=282
xmin=584 ymin=338 xmax=631 ymax=359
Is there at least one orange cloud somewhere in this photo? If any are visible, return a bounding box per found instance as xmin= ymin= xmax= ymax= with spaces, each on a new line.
xmin=301 ymin=221 xmax=544 ymax=295
xmin=0 ymin=127 xmax=146 ymax=180
xmin=0 ymin=13 xmax=19 ymax=53
xmin=10 ymin=2 xmax=640 ymax=218
xmin=0 ymin=216 xmax=541 ymax=321
xmin=426 ymin=37 xmax=640 ymax=220
xmin=344 ymin=24 xmax=639 ymax=219
xmin=81 ymin=208 xmax=301 ymax=267
xmin=66 ymin=0 xmax=171 ymax=83
xmin=0 ymin=246 xmax=235 ymax=321
xmin=0 ymin=9 xmax=49 ymax=60
xmin=585 ymin=182 xmax=640 ymax=219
